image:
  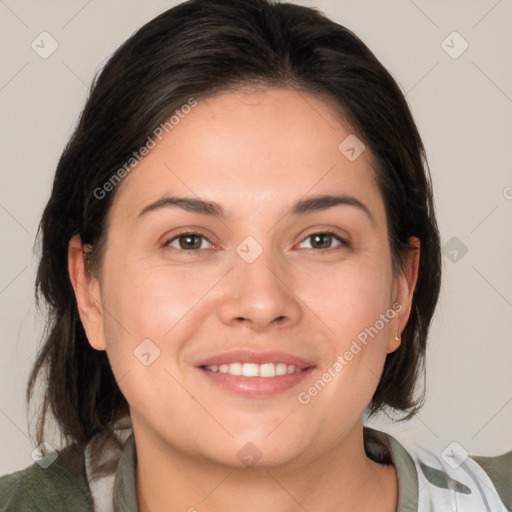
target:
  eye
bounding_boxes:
[163,232,214,253]
[298,231,348,251]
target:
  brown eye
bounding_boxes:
[164,232,211,252]
[298,231,348,251]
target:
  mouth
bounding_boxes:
[195,350,315,397]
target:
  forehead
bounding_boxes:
[108,88,385,227]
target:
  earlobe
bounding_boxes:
[386,314,402,354]
[68,234,106,351]
[387,236,421,354]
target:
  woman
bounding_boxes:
[0,0,510,510]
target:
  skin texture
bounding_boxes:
[69,87,420,512]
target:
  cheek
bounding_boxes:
[96,273,179,416]
[299,258,395,398]
[101,259,211,337]
[97,260,217,386]
[302,255,394,341]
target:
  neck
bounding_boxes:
[134,424,398,512]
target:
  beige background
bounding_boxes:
[0,0,511,475]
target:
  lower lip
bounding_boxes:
[197,367,315,397]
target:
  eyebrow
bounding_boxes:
[137,194,375,225]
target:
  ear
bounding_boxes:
[386,236,420,354]
[68,234,106,351]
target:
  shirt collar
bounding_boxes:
[363,426,419,511]
[113,431,139,512]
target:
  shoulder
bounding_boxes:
[0,444,93,511]
[365,427,512,511]
[470,449,512,511]
[409,440,512,511]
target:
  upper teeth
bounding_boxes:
[204,362,302,377]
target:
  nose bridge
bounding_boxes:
[238,244,283,296]
[218,236,301,329]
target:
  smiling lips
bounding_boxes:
[196,349,315,396]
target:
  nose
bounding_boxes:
[218,248,302,332]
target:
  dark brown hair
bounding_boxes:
[28,0,442,461]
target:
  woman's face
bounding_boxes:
[72,87,419,468]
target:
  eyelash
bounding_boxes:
[162,230,349,255]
